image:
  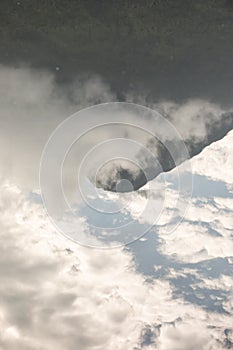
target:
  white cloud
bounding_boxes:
[157,99,225,142]
[192,129,233,184]
[0,65,116,191]
[0,182,232,349]
[0,64,233,349]
[119,129,233,264]
[157,321,223,350]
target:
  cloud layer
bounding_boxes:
[1,178,233,349]
[0,64,233,349]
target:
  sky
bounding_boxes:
[0,1,233,349]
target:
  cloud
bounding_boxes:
[157,99,225,141]
[0,181,233,349]
[157,321,222,350]
[0,182,167,349]
[0,65,116,191]
[0,64,232,196]
[192,129,233,184]
[155,132,233,264]
[119,129,233,264]
[0,64,233,349]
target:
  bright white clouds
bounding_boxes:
[192,129,233,184]
[0,65,233,349]
[156,131,233,264]
[0,168,233,348]
[0,182,175,349]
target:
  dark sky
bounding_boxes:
[0,0,233,105]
